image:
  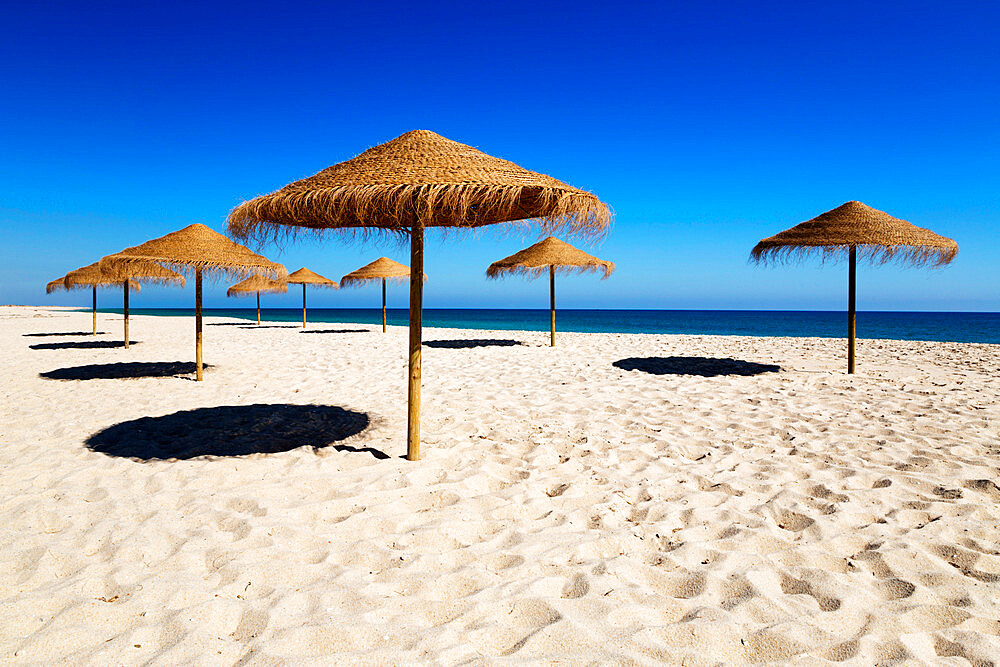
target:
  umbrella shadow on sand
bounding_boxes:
[30,340,139,350]
[424,339,524,349]
[613,356,781,377]
[86,404,377,460]
[41,361,211,381]
[239,325,300,329]
[23,331,109,337]
[300,328,372,334]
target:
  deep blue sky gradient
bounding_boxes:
[2,1,997,310]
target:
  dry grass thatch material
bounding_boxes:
[226,275,289,297]
[68,259,185,288]
[227,130,612,243]
[487,237,615,280]
[62,263,142,291]
[340,257,425,287]
[46,277,67,294]
[286,267,338,288]
[99,224,287,280]
[751,201,958,266]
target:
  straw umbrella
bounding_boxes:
[99,224,286,381]
[227,275,289,325]
[228,129,610,460]
[64,260,184,348]
[286,268,338,328]
[487,237,614,347]
[340,258,422,333]
[58,262,141,338]
[751,201,958,373]
[45,274,99,332]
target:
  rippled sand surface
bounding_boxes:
[2,306,998,664]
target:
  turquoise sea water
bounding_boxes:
[94,308,1000,344]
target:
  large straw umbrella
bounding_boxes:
[99,224,286,381]
[65,261,184,348]
[227,275,289,325]
[286,268,338,328]
[340,258,422,333]
[751,201,958,373]
[487,237,614,347]
[228,129,610,460]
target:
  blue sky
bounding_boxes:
[2,1,997,311]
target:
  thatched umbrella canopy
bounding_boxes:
[65,260,183,348]
[227,275,289,325]
[340,258,425,333]
[228,129,610,460]
[751,201,958,373]
[60,262,142,337]
[46,277,68,294]
[487,237,614,347]
[286,268,338,328]
[100,223,286,381]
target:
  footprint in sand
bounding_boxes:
[561,573,589,599]
[779,573,841,611]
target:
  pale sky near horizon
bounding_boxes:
[2,1,997,311]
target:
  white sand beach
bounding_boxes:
[1,305,998,664]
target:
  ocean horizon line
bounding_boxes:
[72,306,1000,345]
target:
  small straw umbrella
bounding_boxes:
[286,268,338,328]
[65,260,184,348]
[227,129,610,460]
[340,258,422,333]
[99,224,286,381]
[487,237,614,346]
[46,274,101,333]
[59,262,142,338]
[227,275,289,325]
[751,201,958,373]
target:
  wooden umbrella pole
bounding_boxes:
[382,277,387,332]
[847,245,857,374]
[407,222,424,461]
[123,281,129,349]
[549,265,556,347]
[302,283,307,328]
[92,285,97,335]
[195,268,204,382]
[256,291,261,325]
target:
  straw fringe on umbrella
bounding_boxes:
[228,129,611,460]
[340,258,425,333]
[751,201,958,373]
[100,224,286,381]
[227,275,289,325]
[487,237,614,346]
[286,268,338,328]
[65,260,183,348]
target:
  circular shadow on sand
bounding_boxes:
[30,340,138,350]
[424,339,524,348]
[41,361,210,381]
[23,331,109,337]
[613,356,781,377]
[300,328,371,334]
[86,404,376,460]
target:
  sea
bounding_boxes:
[95,308,1000,344]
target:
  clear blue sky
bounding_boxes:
[2,1,997,311]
